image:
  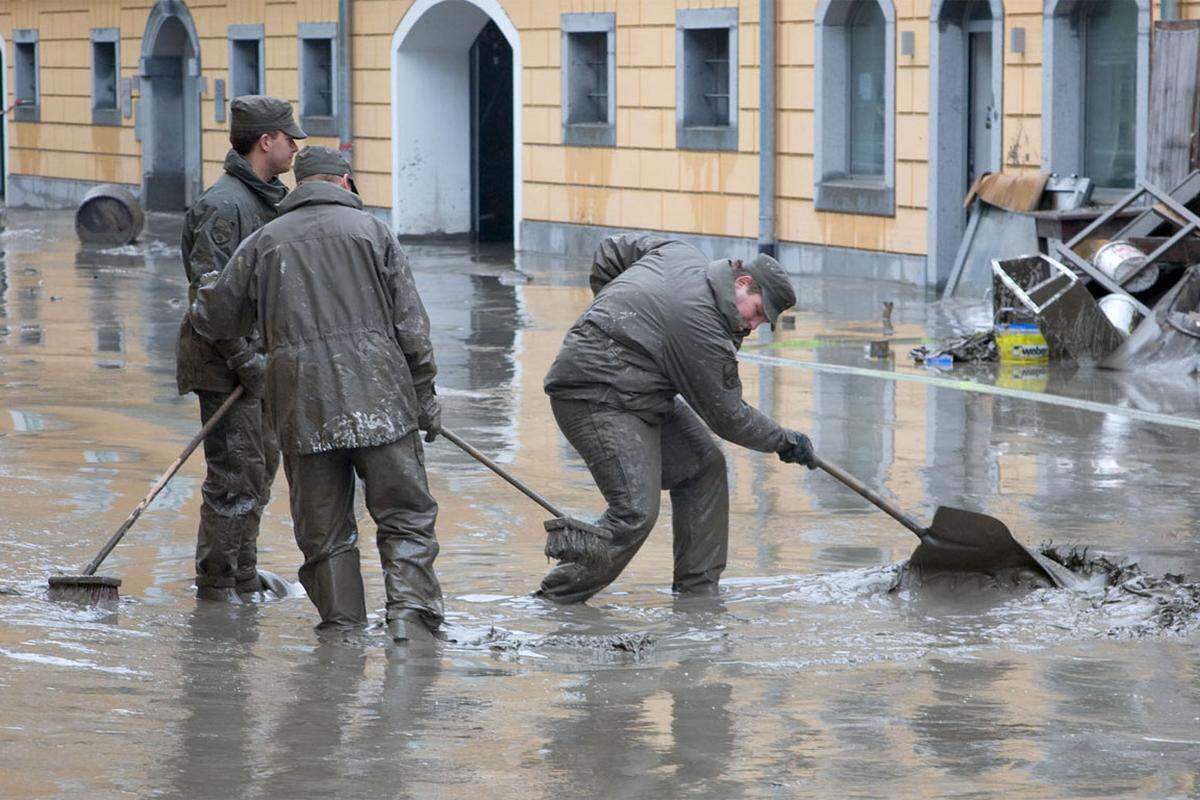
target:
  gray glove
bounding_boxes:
[226,349,267,400]
[778,429,816,469]
[418,392,442,443]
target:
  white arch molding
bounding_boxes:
[390,0,523,247]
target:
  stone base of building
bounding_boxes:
[7,174,141,209]
[519,219,928,287]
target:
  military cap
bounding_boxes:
[742,253,796,330]
[293,145,358,195]
[230,95,307,140]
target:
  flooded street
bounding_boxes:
[2,210,1199,798]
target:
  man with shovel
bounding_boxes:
[190,147,446,642]
[540,234,817,604]
[177,96,305,602]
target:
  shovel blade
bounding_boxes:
[909,506,1066,588]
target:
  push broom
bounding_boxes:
[438,427,613,568]
[48,387,246,606]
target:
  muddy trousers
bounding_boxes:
[194,390,279,590]
[281,433,444,630]
[539,398,729,604]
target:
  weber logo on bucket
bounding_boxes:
[1011,343,1048,360]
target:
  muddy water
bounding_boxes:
[1,210,1199,798]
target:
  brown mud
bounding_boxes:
[1,210,1199,798]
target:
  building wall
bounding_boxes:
[0,0,1183,286]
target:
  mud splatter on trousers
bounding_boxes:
[538,397,729,603]
[281,432,444,630]
[194,390,278,590]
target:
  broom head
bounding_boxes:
[544,517,613,569]
[48,575,121,608]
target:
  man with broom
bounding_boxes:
[190,147,445,642]
[539,234,817,604]
[177,96,306,602]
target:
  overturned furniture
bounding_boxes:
[991,254,1127,363]
[1101,265,1200,373]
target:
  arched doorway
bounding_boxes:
[927,0,1004,290]
[140,1,202,211]
[390,0,522,246]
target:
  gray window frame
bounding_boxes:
[91,28,121,127]
[228,23,266,101]
[297,22,338,137]
[561,13,616,147]
[814,0,897,217]
[675,7,739,152]
[13,29,39,123]
[1042,0,1150,201]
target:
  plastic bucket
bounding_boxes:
[995,322,1049,364]
[1093,240,1159,293]
[1097,293,1142,336]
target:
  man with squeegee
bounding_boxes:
[539,234,817,604]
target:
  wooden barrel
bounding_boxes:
[75,184,145,246]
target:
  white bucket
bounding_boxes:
[1098,293,1142,336]
[1093,240,1159,293]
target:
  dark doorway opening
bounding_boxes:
[142,13,198,212]
[469,20,513,243]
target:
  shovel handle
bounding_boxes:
[82,386,246,575]
[812,455,928,541]
[438,427,565,519]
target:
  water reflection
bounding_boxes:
[166,605,262,799]
[809,344,895,511]
[541,660,740,798]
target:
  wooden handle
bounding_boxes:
[83,386,246,575]
[812,454,927,541]
[438,427,564,518]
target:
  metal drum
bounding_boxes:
[75,183,144,246]
[1093,240,1159,293]
[1098,293,1142,336]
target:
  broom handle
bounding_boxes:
[82,386,246,575]
[438,427,565,518]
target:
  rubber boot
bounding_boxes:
[386,611,444,644]
[301,549,368,629]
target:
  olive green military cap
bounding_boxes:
[743,253,796,330]
[230,95,307,139]
[293,145,358,194]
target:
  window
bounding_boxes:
[675,8,738,151]
[562,13,616,146]
[298,22,337,137]
[1044,0,1148,195]
[13,29,39,123]
[814,0,896,216]
[1083,2,1138,189]
[228,24,265,99]
[91,28,120,126]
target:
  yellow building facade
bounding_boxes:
[0,0,1184,287]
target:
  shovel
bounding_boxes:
[812,455,1071,588]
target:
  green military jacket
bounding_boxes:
[176,149,287,394]
[544,233,787,453]
[189,182,438,457]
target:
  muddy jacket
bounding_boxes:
[190,181,438,457]
[544,233,787,452]
[176,150,288,394]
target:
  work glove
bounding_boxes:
[418,392,442,443]
[777,429,816,469]
[226,349,267,400]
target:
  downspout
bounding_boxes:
[757,0,776,256]
[1160,0,1180,21]
[338,0,353,162]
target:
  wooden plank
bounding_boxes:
[1147,22,1200,193]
